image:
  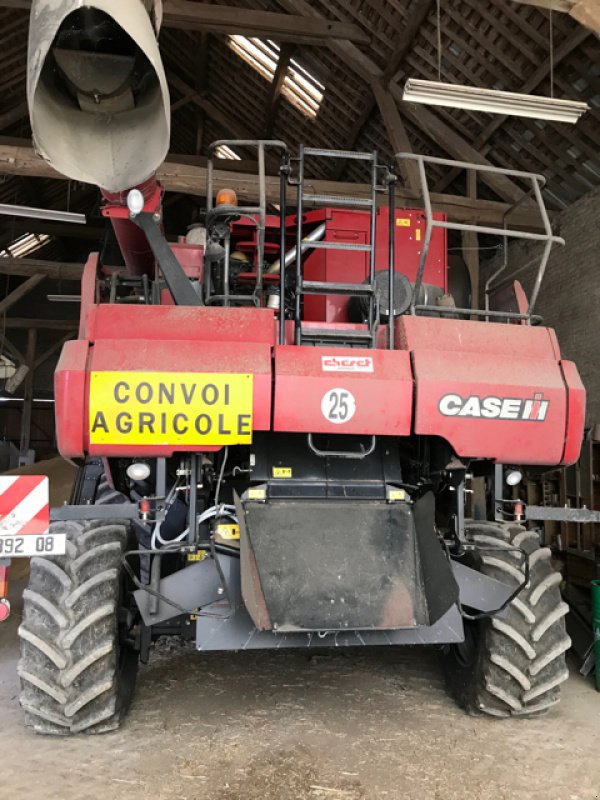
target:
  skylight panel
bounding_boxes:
[0,233,51,259]
[228,35,324,119]
[214,144,242,161]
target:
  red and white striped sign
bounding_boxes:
[0,475,50,536]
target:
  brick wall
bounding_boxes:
[484,184,600,425]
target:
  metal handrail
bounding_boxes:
[394,152,565,322]
[206,140,289,308]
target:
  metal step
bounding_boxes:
[300,281,374,296]
[302,193,373,208]
[300,327,373,345]
[302,147,375,161]
[306,240,372,252]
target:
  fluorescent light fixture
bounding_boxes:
[402,79,589,124]
[0,203,86,224]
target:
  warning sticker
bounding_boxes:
[89,372,253,446]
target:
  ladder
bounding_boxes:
[292,146,380,348]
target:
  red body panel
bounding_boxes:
[303,208,447,323]
[397,316,581,465]
[560,360,586,465]
[55,339,89,458]
[87,304,275,344]
[53,208,584,468]
[85,339,271,457]
[273,346,413,436]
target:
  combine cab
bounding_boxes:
[7,0,585,734]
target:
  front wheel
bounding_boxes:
[18,519,139,734]
[443,520,571,717]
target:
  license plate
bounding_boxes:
[0,533,66,557]
[89,371,254,447]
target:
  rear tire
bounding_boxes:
[18,508,139,734]
[443,520,570,717]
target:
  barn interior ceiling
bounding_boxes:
[0,0,596,274]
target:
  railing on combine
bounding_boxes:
[205,139,289,308]
[394,153,565,324]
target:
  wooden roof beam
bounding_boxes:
[433,26,591,193]
[371,83,420,193]
[332,0,435,180]
[0,143,547,228]
[264,44,296,138]
[2,318,77,330]
[0,1,370,44]
[168,73,281,168]
[509,0,600,36]
[276,0,529,205]
[0,100,29,132]
[0,273,45,315]
[0,257,83,281]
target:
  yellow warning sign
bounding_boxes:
[89,371,253,446]
[396,218,411,227]
[272,467,292,478]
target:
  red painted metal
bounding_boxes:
[84,338,271,458]
[398,316,569,464]
[560,360,586,466]
[101,177,162,277]
[273,345,413,435]
[169,242,204,280]
[55,340,89,458]
[87,304,275,344]
[52,205,584,469]
[78,252,99,339]
[302,207,447,323]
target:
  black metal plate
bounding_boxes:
[241,500,428,632]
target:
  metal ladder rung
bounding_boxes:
[307,241,372,252]
[302,148,375,161]
[300,327,373,344]
[301,281,374,296]
[302,194,373,208]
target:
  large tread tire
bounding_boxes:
[18,479,139,735]
[444,520,570,718]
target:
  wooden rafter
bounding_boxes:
[434,26,591,193]
[0,142,547,227]
[2,319,77,330]
[0,0,370,44]
[509,0,600,36]
[168,73,281,168]
[333,0,435,180]
[277,0,529,204]
[371,82,420,192]
[194,32,210,155]
[33,332,75,371]
[0,257,83,281]
[0,273,45,315]
[264,43,296,138]
[0,100,28,132]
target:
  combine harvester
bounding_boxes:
[1,0,585,733]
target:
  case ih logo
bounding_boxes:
[321,356,374,373]
[439,392,549,421]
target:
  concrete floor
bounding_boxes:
[1,578,599,800]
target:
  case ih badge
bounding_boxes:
[439,392,549,421]
[0,476,62,557]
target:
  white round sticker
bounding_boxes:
[321,388,356,424]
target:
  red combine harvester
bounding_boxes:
[4,1,584,734]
